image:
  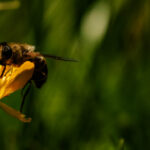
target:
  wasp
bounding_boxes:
[0,42,77,112]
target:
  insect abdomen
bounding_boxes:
[32,56,48,88]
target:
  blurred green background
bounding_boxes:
[0,0,149,149]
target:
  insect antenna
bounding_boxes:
[42,54,78,62]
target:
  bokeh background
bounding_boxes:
[0,0,149,149]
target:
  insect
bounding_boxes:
[0,42,77,113]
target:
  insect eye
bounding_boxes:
[2,45,12,59]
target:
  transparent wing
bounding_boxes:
[42,54,78,62]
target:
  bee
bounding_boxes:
[0,42,77,112]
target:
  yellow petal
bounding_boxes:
[0,101,32,123]
[0,61,35,99]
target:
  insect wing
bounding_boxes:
[43,54,78,62]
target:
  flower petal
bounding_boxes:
[0,101,32,123]
[0,61,35,99]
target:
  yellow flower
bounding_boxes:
[0,61,34,123]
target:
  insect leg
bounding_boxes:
[20,81,32,112]
[0,65,6,77]
[4,66,13,76]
